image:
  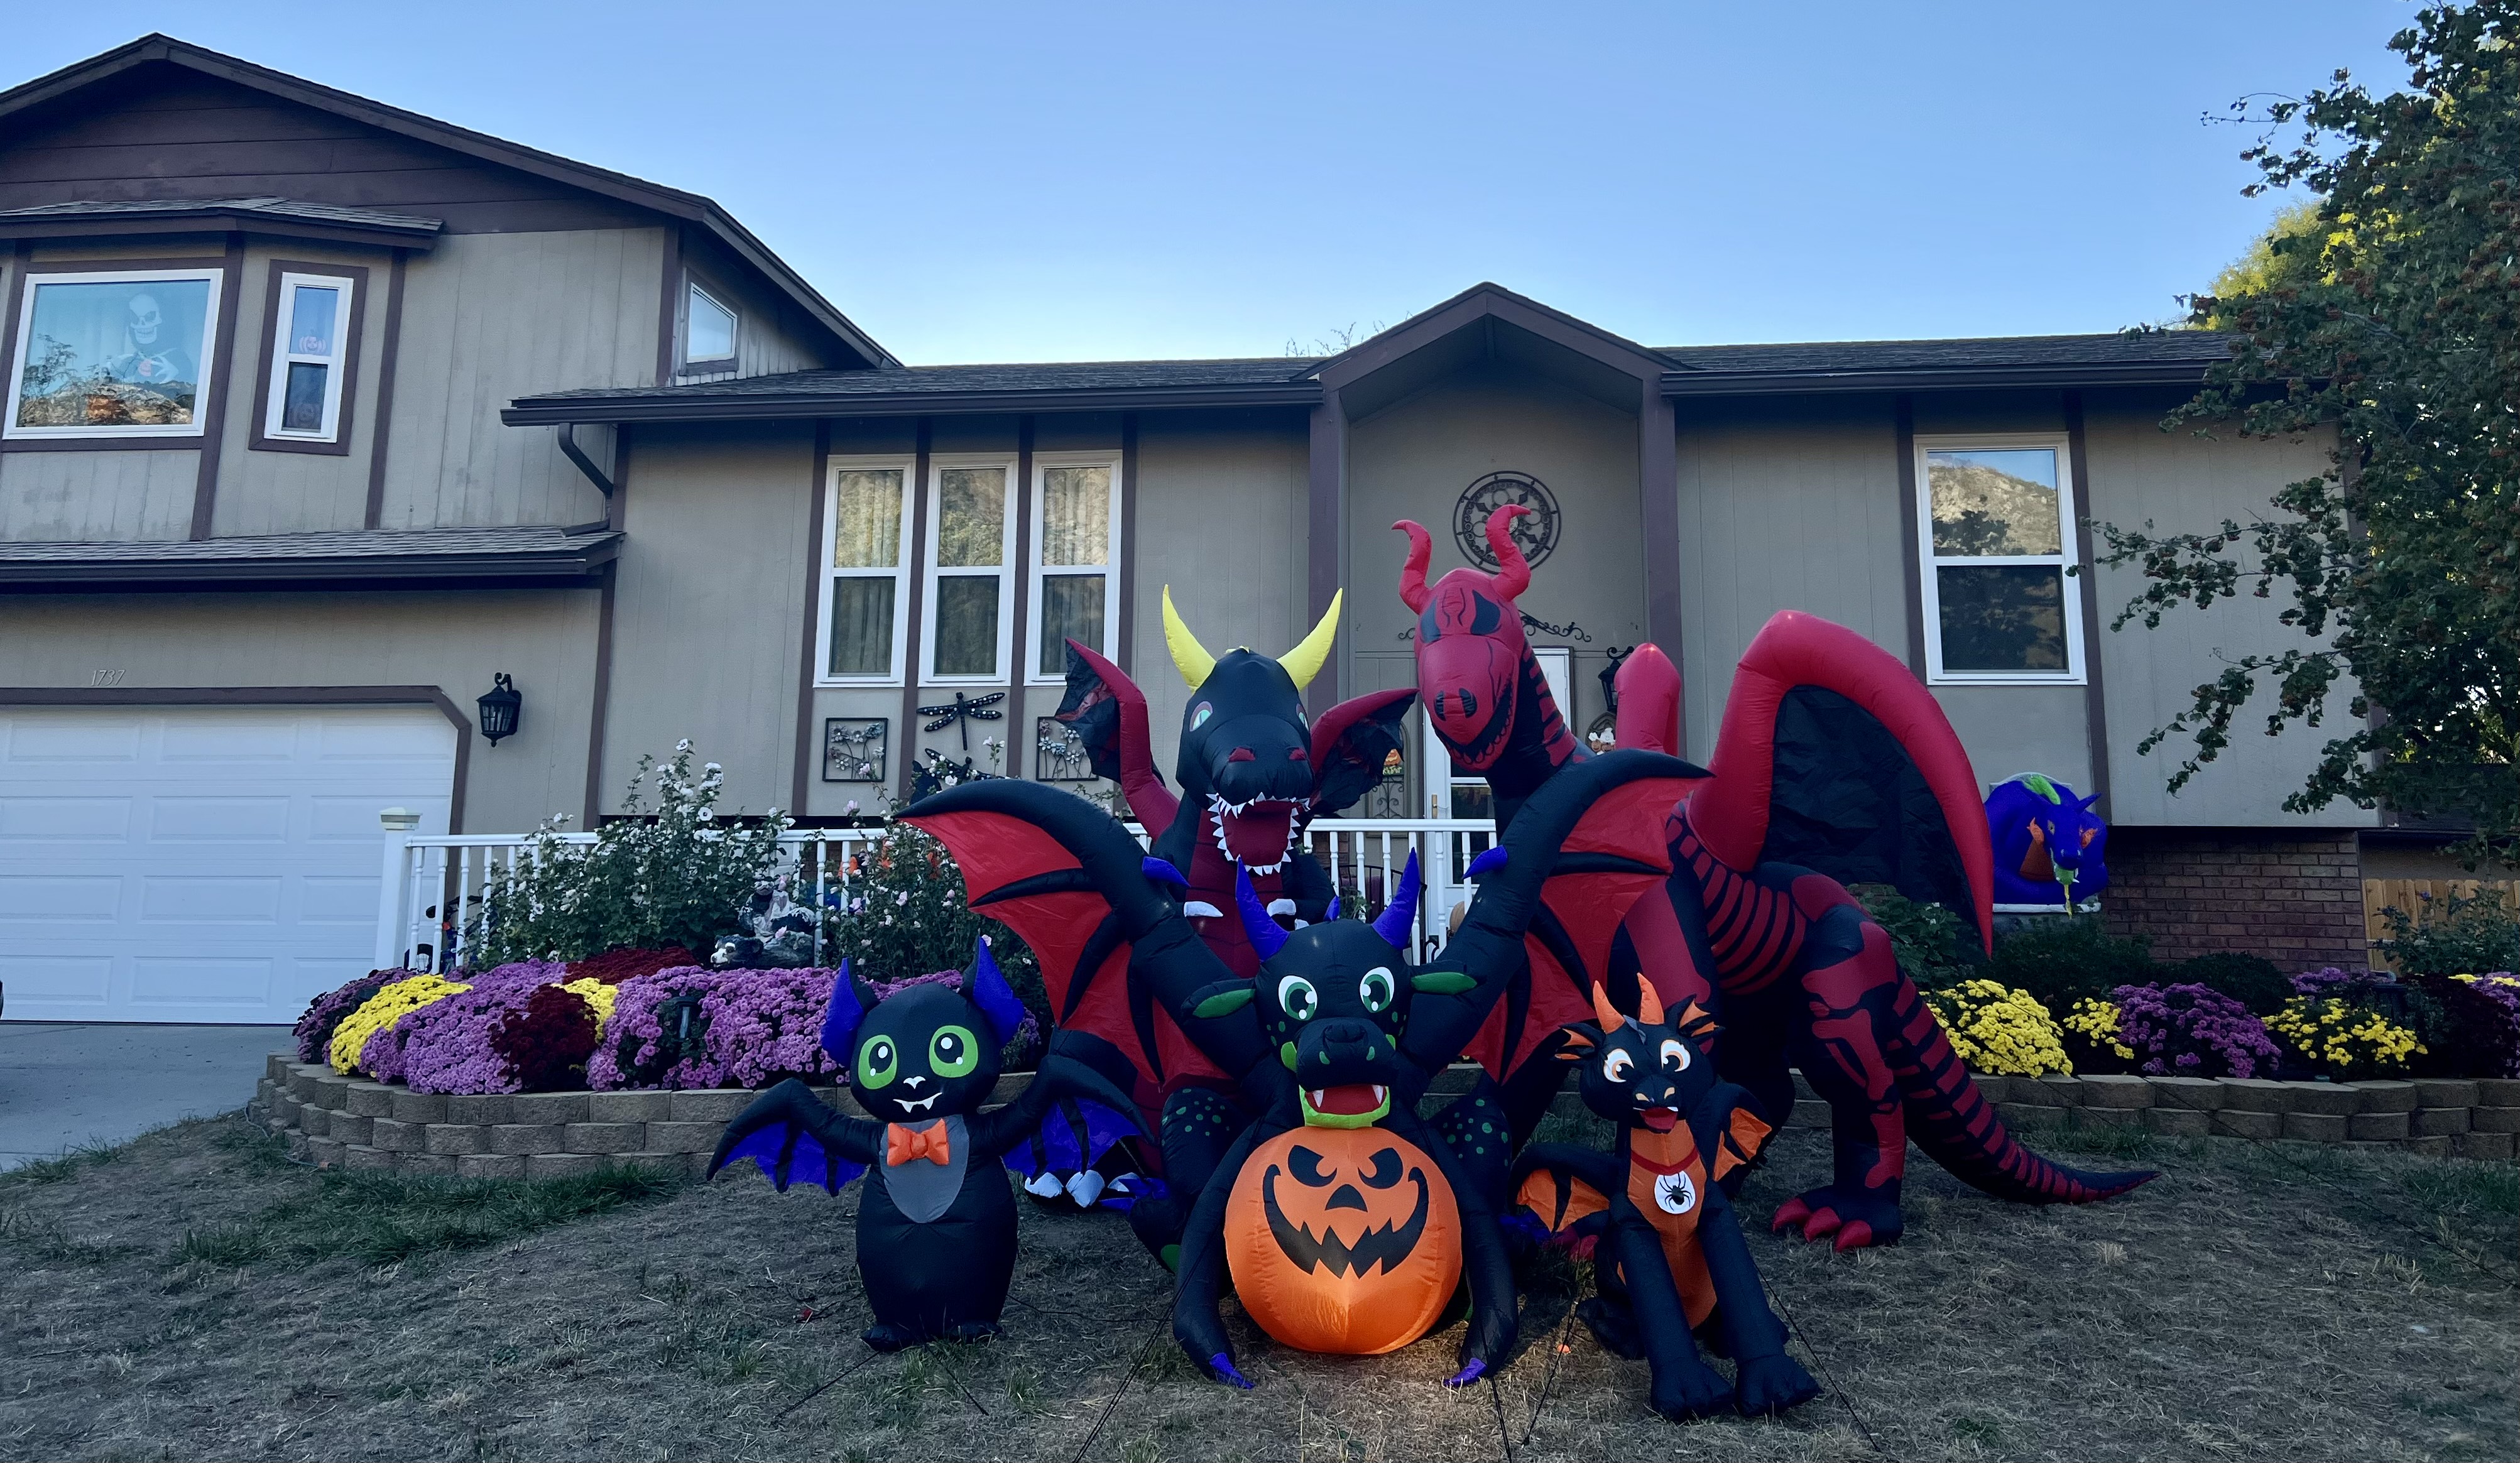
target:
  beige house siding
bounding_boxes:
[599,421,817,818]
[209,240,396,537]
[0,448,199,541]
[2080,388,2364,828]
[0,588,601,832]
[376,229,665,531]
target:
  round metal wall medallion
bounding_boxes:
[1455,472,1561,570]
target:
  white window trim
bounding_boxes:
[1913,431,2088,687]
[683,278,739,368]
[3,268,224,440]
[814,455,916,688]
[262,270,354,442]
[920,455,1020,685]
[1024,452,1126,686]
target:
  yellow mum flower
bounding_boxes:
[327,974,469,1074]
[562,977,619,1035]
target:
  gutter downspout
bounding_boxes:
[557,422,616,498]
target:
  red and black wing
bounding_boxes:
[1459,752,1706,1082]
[1687,611,1995,950]
[903,780,1202,1119]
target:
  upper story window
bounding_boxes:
[1029,457,1122,682]
[924,460,1017,682]
[1914,435,2086,685]
[263,272,354,442]
[817,459,914,685]
[684,280,737,368]
[4,268,222,438]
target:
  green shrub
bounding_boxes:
[820,821,1049,1049]
[2374,888,2520,979]
[466,743,790,968]
[1984,915,2162,1011]
[2173,952,2293,1016]
[1850,884,1974,990]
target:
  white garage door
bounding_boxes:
[0,705,456,1024]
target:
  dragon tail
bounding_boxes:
[1887,977,2155,1205]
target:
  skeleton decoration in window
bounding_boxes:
[708,939,1140,1350]
[13,276,214,429]
[822,718,889,784]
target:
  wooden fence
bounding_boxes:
[2364,878,2520,969]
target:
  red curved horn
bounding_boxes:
[1394,520,1434,612]
[1486,504,1532,602]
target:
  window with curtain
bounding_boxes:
[1034,461,1116,678]
[1915,438,2085,683]
[265,273,352,441]
[821,464,908,681]
[928,463,1011,679]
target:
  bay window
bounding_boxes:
[922,459,1017,682]
[817,459,913,683]
[1029,456,1121,681]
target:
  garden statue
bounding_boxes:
[1400,509,2155,1248]
[707,938,1138,1350]
[1985,773,2110,906]
[903,751,1702,1386]
[1509,980,1819,1421]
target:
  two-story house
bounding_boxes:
[0,36,2419,1024]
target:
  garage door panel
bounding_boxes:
[139,874,283,923]
[151,795,292,842]
[0,796,131,840]
[0,874,122,920]
[8,719,139,761]
[132,955,271,1006]
[0,955,111,1004]
[1,705,455,1023]
[300,874,381,924]
[160,716,297,762]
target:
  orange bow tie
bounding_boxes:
[885,1121,951,1168]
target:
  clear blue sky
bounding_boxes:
[11,2,2411,364]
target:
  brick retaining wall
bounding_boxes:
[2106,827,2370,968]
[253,1054,2517,1173]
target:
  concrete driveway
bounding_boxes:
[0,1022,288,1170]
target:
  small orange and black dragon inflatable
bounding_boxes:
[1509,979,1819,1422]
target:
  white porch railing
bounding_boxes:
[376,817,1500,974]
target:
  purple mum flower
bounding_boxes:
[2112,982,2283,1079]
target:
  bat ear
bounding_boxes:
[849,964,883,1016]
[1672,998,1721,1043]
[820,960,868,1063]
[1556,1024,1600,1057]
[966,935,1030,1049]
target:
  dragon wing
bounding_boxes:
[1441,752,1707,1082]
[902,779,1250,1121]
[1685,611,1995,950]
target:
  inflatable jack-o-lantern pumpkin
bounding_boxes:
[1225,1124,1462,1355]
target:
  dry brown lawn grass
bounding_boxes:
[1,1107,2511,1462]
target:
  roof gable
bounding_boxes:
[0,35,894,368]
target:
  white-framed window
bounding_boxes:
[921,457,1018,683]
[1913,433,2087,685]
[262,271,354,442]
[4,268,222,438]
[815,457,915,685]
[1026,454,1123,683]
[684,279,737,367]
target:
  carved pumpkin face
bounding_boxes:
[1225,1125,1461,1355]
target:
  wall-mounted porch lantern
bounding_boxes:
[476,672,522,745]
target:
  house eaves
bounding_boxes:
[1658,332,2239,396]
[0,526,622,590]
[0,34,897,369]
[504,359,1326,425]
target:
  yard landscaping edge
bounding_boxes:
[249,1056,2520,1175]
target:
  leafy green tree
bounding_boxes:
[2099,1,2517,861]
[2197,199,2329,327]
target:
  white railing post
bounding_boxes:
[375,807,422,972]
